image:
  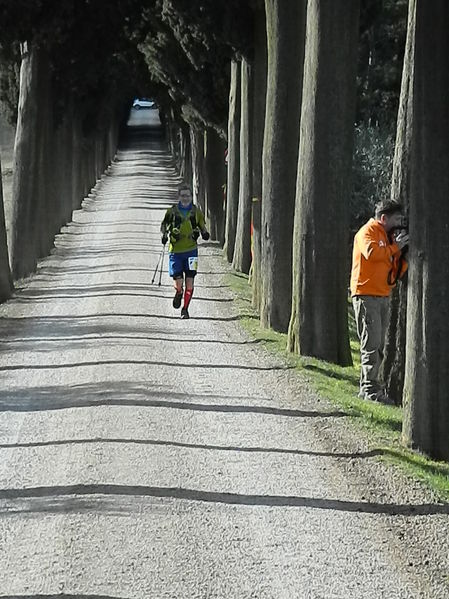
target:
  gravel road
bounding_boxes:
[0,111,448,599]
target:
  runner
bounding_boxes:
[160,182,209,319]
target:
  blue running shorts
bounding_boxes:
[168,248,199,278]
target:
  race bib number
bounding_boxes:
[188,256,198,271]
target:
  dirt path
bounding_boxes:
[0,111,448,598]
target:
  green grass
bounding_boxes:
[226,270,449,502]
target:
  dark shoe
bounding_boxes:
[180,307,190,319]
[173,291,183,309]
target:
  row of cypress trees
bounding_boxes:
[151,0,449,461]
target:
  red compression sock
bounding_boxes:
[183,288,193,309]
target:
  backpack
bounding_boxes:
[170,204,198,232]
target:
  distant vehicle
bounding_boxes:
[133,98,156,110]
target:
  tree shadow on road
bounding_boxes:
[0,357,292,374]
[12,283,233,303]
[0,435,376,459]
[0,333,274,354]
[0,483,447,517]
[0,312,251,327]
[0,381,344,418]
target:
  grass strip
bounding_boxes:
[226,270,449,502]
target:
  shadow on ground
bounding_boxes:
[0,483,447,517]
[0,381,344,418]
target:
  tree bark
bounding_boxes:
[191,127,206,211]
[57,114,74,227]
[10,42,120,280]
[204,128,226,243]
[380,0,416,404]
[251,5,268,311]
[180,125,192,184]
[10,42,44,278]
[260,0,307,332]
[71,111,83,210]
[0,152,13,302]
[402,0,449,460]
[287,0,359,365]
[232,58,253,274]
[166,109,178,164]
[224,60,241,263]
[37,53,56,259]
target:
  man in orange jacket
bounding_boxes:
[350,200,409,404]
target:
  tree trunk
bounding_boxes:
[71,111,83,210]
[380,0,416,404]
[191,127,206,211]
[166,109,178,163]
[232,58,253,274]
[10,43,43,278]
[37,54,56,259]
[380,281,407,403]
[58,114,74,227]
[0,152,13,302]
[260,0,307,332]
[224,60,241,263]
[251,5,268,311]
[204,128,226,243]
[287,0,359,365]
[402,0,449,460]
[10,42,120,279]
[180,125,192,184]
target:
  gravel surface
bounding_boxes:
[0,111,448,599]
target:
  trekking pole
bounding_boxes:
[151,248,164,284]
[158,245,166,286]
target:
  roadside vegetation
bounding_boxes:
[227,269,449,502]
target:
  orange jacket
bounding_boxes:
[350,218,407,297]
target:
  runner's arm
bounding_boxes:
[160,209,171,235]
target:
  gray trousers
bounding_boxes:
[352,295,389,397]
